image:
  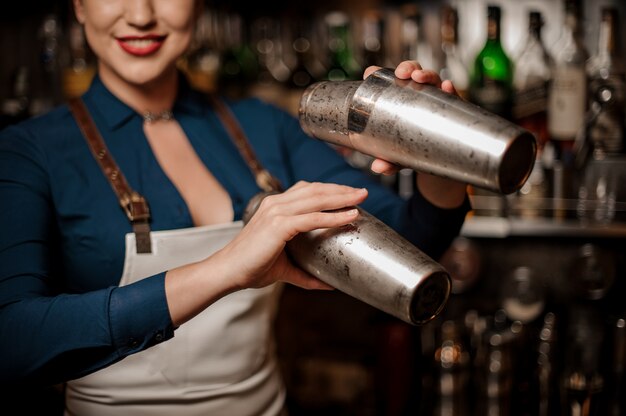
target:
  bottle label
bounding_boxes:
[470,79,512,118]
[513,79,548,120]
[548,66,586,140]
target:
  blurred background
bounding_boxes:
[1,0,625,415]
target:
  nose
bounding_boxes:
[124,0,156,29]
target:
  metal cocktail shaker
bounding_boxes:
[299,68,537,194]
[244,193,451,325]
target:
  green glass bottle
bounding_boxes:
[323,11,361,82]
[469,5,514,120]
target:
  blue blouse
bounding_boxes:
[0,75,470,386]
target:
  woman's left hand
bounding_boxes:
[362,61,467,209]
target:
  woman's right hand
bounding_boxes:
[165,181,368,326]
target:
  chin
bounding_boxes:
[114,64,177,88]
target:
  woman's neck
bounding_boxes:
[98,64,179,114]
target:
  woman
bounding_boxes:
[0,0,469,414]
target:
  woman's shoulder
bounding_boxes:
[1,103,75,143]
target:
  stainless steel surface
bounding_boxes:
[244,193,451,325]
[299,68,537,194]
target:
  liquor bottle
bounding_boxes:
[399,4,434,70]
[61,19,96,100]
[547,0,588,160]
[287,16,324,90]
[510,11,552,219]
[513,11,552,150]
[585,7,625,154]
[360,9,386,70]
[323,11,361,82]
[33,13,63,115]
[0,66,31,129]
[182,9,220,94]
[250,16,291,86]
[217,11,259,99]
[468,5,514,120]
[439,5,469,99]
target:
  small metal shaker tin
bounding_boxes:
[244,193,451,325]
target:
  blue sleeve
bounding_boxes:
[274,106,471,260]
[0,125,174,386]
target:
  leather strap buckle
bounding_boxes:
[120,192,151,222]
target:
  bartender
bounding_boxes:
[0,0,469,414]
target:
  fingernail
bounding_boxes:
[346,209,359,216]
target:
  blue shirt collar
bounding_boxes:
[83,72,208,130]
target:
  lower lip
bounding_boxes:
[116,38,165,56]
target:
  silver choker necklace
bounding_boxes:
[142,110,174,123]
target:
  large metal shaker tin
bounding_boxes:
[244,193,451,325]
[299,68,537,194]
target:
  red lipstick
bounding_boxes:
[116,34,166,56]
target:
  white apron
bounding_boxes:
[64,221,286,415]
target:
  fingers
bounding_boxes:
[370,159,399,176]
[247,182,368,242]
[441,79,459,96]
[260,182,368,216]
[363,65,382,79]
[287,208,360,239]
[410,69,442,87]
[395,60,422,79]
[286,267,335,291]
[367,61,448,92]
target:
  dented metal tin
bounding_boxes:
[244,193,451,325]
[299,68,537,194]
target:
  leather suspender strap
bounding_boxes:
[68,98,152,254]
[208,95,283,193]
[68,95,279,253]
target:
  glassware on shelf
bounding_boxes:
[561,305,605,416]
[439,237,482,295]
[606,317,626,416]
[537,312,559,416]
[568,243,615,301]
[500,266,546,324]
[585,7,625,155]
[431,320,472,416]
[576,153,618,225]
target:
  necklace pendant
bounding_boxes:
[143,110,174,123]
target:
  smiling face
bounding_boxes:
[73,0,199,90]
